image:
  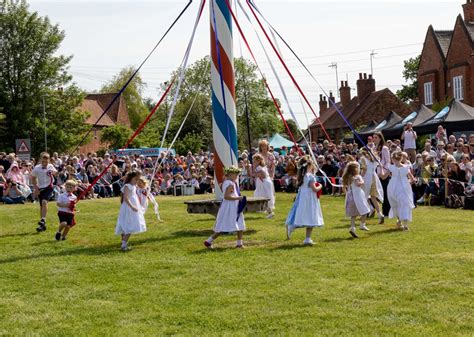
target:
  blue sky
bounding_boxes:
[29,1,462,126]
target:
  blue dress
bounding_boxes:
[286,173,324,228]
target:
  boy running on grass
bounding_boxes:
[55,180,78,241]
[31,153,57,232]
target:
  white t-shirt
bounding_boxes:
[57,192,77,213]
[31,164,57,189]
[403,130,417,150]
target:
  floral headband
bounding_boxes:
[224,166,241,174]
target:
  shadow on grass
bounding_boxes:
[164,229,258,240]
[190,216,263,223]
[366,228,401,236]
[0,232,38,239]
[0,236,164,265]
[323,236,355,243]
[271,242,313,250]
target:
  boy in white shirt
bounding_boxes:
[55,180,78,241]
[31,153,57,232]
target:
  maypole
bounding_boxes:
[210,0,238,199]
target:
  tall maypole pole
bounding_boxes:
[210,0,238,199]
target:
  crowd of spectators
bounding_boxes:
[1,125,473,207]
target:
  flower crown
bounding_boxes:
[224,166,241,174]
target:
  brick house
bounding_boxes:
[78,93,131,153]
[309,73,411,143]
[418,0,474,107]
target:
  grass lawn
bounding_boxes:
[0,193,473,336]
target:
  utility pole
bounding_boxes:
[370,50,377,76]
[329,62,339,97]
[42,95,48,153]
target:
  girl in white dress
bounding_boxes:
[253,153,275,219]
[137,177,162,222]
[343,162,371,238]
[204,166,245,249]
[360,149,385,224]
[381,151,416,231]
[285,156,324,246]
[115,171,147,251]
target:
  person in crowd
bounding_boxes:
[31,152,57,232]
[115,171,146,251]
[253,153,275,219]
[436,125,448,145]
[204,166,245,249]
[54,180,78,241]
[453,142,465,163]
[343,161,371,238]
[2,179,26,204]
[0,165,6,199]
[258,139,276,179]
[381,151,416,231]
[401,122,417,163]
[285,156,323,245]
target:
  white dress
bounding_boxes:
[214,180,245,233]
[254,166,275,210]
[286,173,324,228]
[345,175,371,217]
[387,165,415,221]
[115,184,147,235]
[137,187,161,220]
[361,157,384,202]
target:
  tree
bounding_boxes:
[152,56,282,152]
[396,55,421,104]
[283,119,299,140]
[0,0,89,155]
[174,132,203,155]
[100,66,149,129]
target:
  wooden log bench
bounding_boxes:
[184,197,269,217]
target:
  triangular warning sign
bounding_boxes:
[18,141,30,153]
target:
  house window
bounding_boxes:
[424,82,433,105]
[453,76,463,100]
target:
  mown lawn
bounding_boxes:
[0,193,472,336]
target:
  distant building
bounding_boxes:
[78,93,130,153]
[309,73,410,143]
[418,0,474,107]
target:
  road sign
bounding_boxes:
[15,138,31,161]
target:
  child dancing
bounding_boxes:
[285,156,324,246]
[343,162,371,238]
[137,177,162,222]
[253,154,275,219]
[55,180,78,241]
[204,166,245,249]
[360,149,385,224]
[382,151,416,230]
[115,171,147,251]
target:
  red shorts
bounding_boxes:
[58,211,76,227]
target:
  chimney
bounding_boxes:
[319,94,328,114]
[339,80,351,107]
[356,73,376,102]
[328,91,336,105]
[464,0,474,22]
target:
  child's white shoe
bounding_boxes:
[359,224,370,231]
[303,238,314,246]
[266,212,274,219]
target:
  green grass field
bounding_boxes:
[0,193,473,336]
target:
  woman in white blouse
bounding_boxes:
[373,132,391,217]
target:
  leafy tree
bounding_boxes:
[152,56,282,152]
[396,55,421,104]
[0,0,88,155]
[283,119,299,140]
[100,66,149,129]
[174,132,203,155]
[100,124,133,150]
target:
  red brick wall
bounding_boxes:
[418,27,446,105]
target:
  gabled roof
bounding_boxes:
[433,30,453,57]
[359,120,378,133]
[420,99,474,126]
[78,93,131,128]
[412,105,437,126]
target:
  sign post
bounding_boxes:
[15,138,31,161]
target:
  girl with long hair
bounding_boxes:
[373,132,391,216]
[253,153,275,218]
[359,148,384,224]
[343,162,371,238]
[115,170,146,251]
[285,156,324,246]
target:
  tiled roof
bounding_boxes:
[78,93,131,128]
[465,23,474,42]
[434,30,453,57]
